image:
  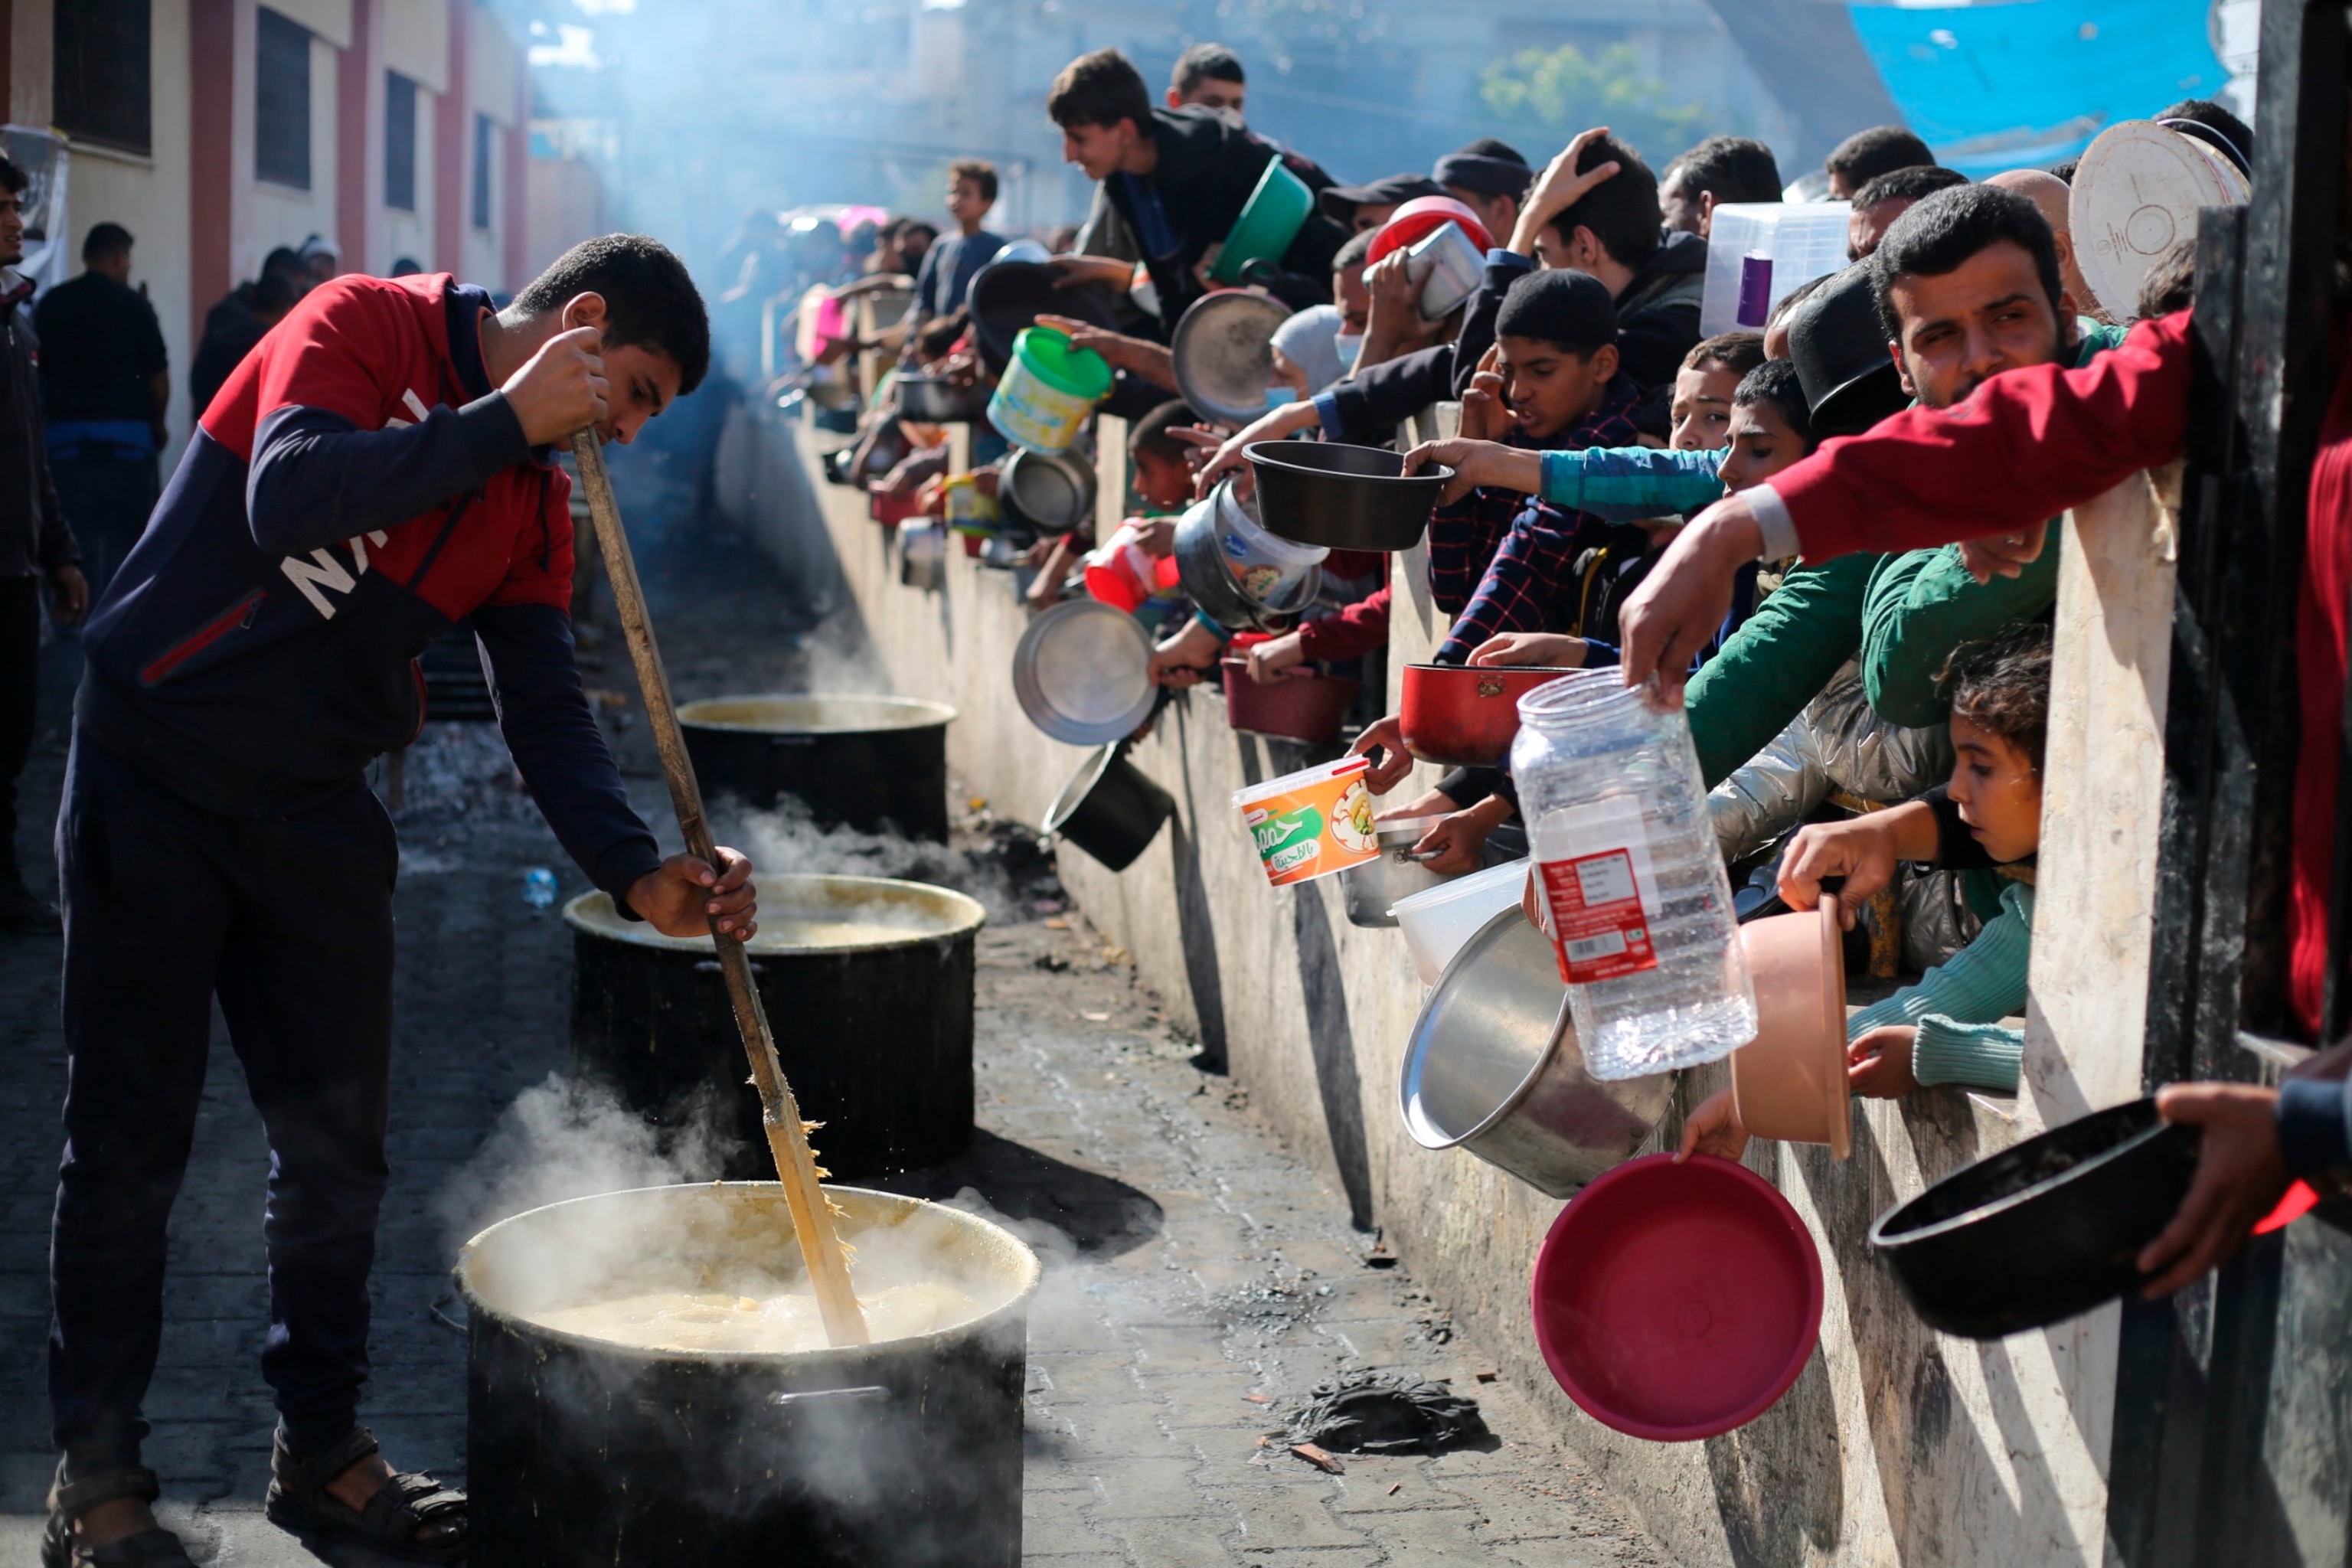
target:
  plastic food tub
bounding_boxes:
[1391,858,1533,985]
[1232,756,1380,888]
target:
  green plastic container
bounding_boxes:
[1210,159,1315,284]
[987,327,1114,454]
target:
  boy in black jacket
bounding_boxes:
[1048,48,1346,337]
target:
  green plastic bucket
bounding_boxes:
[987,327,1112,454]
[1210,159,1314,284]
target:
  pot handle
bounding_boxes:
[771,1384,892,1406]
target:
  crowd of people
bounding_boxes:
[802,38,2334,1298]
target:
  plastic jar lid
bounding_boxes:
[1011,326,1113,401]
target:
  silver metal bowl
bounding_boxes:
[1003,447,1096,532]
[1399,905,1677,1197]
[1341,815,1456,929]
[1011,597,1157,745]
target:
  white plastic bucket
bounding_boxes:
[1392,858,1534,985]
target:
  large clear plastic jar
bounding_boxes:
[1511,671,1756,1080]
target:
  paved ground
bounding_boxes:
[0,446,1662,1563]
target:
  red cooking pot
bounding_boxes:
[1221,659,1360,746]
[1396,662,1579,768]
[869,485,926,528]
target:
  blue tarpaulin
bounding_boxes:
[1846,0,2230,173]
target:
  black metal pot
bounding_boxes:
[895,374,988,423]
[678,695,956,842]
[1042,743,1174,872]
[567,879,985,1179]
[1868,1097,2201,1340]
[460,1184,1039,1568]
[1245,440,1452,551]
[967,260,1122,371]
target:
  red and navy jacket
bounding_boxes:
[80,272,662,902]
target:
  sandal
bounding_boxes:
[40,1465,197,1567]
[263,1426,467,1563]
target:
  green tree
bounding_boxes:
[1478,42,1710,167]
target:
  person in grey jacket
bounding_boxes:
[0,154,86,933]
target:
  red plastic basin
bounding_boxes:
[1531,1153,1823,1442]
[1220,659,1359,746]
[1397,662,1577,768]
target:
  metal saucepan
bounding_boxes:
[1341,815,1458,929]
[1246,440,1452,551]
[897,374,990,423]
[1011,597,1158,745]
[1869,1097,2201,1340]
[898,519,947,591]
[1044,742,1176,872]
[1404,220,1485,322]
[1397,662,1581,768]
[1171,290,1294,426]
[1400,904,1677,1197]
[1002,446,1097,534]
[1174,492,1323,632]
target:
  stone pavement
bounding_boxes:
[0,477,1664,1564]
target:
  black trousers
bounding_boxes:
[49,735,398,1473]
[48,443,158,604]
[0,574,38,880]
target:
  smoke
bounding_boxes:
[714,795,1036,924]
[439,1073,734,1256]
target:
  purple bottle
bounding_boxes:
[1736,252,1774,328]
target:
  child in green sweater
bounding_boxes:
[1678,622,2051,1162]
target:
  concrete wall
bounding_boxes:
[718,399,2148,1567]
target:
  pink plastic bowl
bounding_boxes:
[1530,1153,1823,1442]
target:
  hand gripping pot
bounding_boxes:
[1233,756,1381,888]
[1514,671,1756,1081]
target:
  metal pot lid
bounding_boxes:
[561,879,986,954]
[1012,598,1157,745]
[677,694,958,733]
[2071,120,2248,322]
[1171,291,1294,426]
[1004,448,1096,531]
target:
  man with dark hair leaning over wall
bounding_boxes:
[43,234,763,1566]
[1660,135,1784,237]
[1824,123,1936,198]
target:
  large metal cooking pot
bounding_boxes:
[1171,290,1292,426]
[1397,662,1580,767]
[1042,743,1175,871]
[1011,598,1158,745]
[1174,491,1322,632]
[461,1183,1039,1567]
[968,259,1122,371]
[1001,446,1096,533]
[1246,440,1452,551]
[1869,1098,2200,1340]
[568,877,985,1179]
[1400,904,1677,1197]
[896,374,990,423]
[678,694,956,841]
[1341,815,1457,928]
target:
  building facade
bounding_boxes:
[8,0,529,459]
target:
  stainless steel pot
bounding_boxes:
[1174,489,1322,632]
[1002,447,1096,533]
[899,519,947,590]
[1399,905,1677,1197]
[1405,220,1485,322]
[1341,815,1457,929]
[1011,597,1157,744]
[1171,290,1293,426]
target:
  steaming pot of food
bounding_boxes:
[567,876,985,1179]
[678,694,956,841]
[461,1182,1039,1567]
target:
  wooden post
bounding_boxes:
[568,432,870,1347]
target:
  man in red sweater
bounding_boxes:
[1617,288,2352,1298]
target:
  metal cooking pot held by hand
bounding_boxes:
[1400,904,1677,1197]
[1002,446,1097,533]
[1171,290,1294,426]
[1044,743,1176,872]
[1012,597,1158,745]
[1174,492,1322,632]
[1341,815,1459,929]
[1246,440,1451,552]
[1397,662,1579,768]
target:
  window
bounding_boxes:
[472,114,494,230]
[255,8,312,188]
[385,72,417,211]
[56,0,152,154]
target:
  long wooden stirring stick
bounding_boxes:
[569,430,871,1348]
